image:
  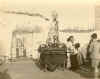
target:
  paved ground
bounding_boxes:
[1,59,99,79]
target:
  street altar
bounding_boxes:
[38,43,67,71]
[38,12,67,72]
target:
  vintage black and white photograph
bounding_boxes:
[0,0,100,79]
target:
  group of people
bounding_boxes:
[38,32,100,72]
[66,33,100,72]
[66,35,81,71]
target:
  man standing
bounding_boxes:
[89,33,100,72]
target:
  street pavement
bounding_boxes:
[1,58,98,79]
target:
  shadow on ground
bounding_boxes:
[35,59,100,79]
[0,69,12,79]
[72,64,100,79]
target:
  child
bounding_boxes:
[70,43,80,71]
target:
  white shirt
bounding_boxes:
[66,41,74,53]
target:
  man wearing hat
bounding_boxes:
[89,33,100,72]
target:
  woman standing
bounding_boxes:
[66,36,74,69]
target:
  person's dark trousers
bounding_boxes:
[87,58,93,71]
[70,54,79,71]
[86,52,92,69]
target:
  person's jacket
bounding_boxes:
[89,39,100,59]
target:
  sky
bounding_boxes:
[0,0,98,57]
[0,0,95,28]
